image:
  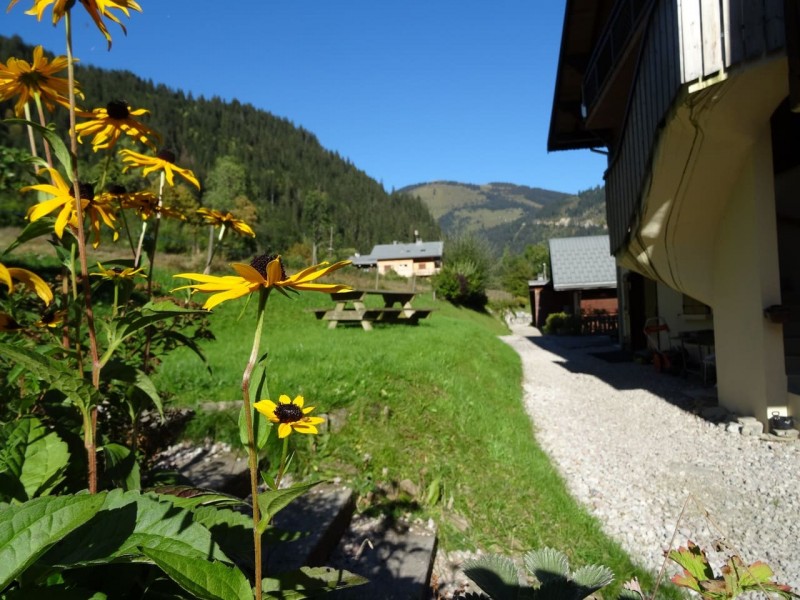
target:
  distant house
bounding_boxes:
[548,0,800,421]
[350,240,443,278]
[529,235,618,331]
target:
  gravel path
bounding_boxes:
[494,323,800,592]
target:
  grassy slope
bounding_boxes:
[153,280,676,597]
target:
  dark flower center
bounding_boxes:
[106,100,129,120]
[274,402,303,424]
[107,184,126,195]
[157,149,176,163]
[70,182,94,201]
[250,254,286,280]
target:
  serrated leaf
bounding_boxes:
[103,362,164,419]
[101,443,140,491]
[148,486,245,510]
[571,564,614,597]
[668,541,715,582]
[0,417,69,501]
[256,481,322,534]
[238,403,270,451]
[39,489,229,568]
[523,547,569,586]
[261,566,368,598]
[143,547,252,600]
[100,302,204,366]
[0,343,98,412]
[4,120,74,176]
[0,493,106,592]
[462,554,524,600]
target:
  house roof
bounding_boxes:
[350,241,443,266]
[547,0,616,151]
[548,235,617,291]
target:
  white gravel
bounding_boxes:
[496,323,800,592]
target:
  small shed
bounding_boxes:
[529,235,619,331]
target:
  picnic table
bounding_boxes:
[311,289,433,330]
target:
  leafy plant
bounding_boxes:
[542,311,579,335]
[668,541,799,600]
[462,547,614,600]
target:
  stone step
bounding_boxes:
[152,443,438,597]
[325,514,438,600]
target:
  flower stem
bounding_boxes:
[66,11,102,494]
[242,288,270,599]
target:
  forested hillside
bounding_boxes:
[0,35,439,256]
[402,181,607,253]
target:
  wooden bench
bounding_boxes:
[310,290,433,330]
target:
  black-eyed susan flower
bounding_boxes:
[120,149,200,190]
[173,254,351,310]
[0,262,53,305]
[75,100,161,151]
[254,394,325,438]
[34,308,67,328]
[7,0,143,49]
[197,207,256,238]
[91,262,144,281]
[0,45,77,116]
[82,188,119,248]
[23,167,76,239]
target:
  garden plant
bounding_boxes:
[0,2,364,598]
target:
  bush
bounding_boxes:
[433,234,492,310]
[543,311,580,335]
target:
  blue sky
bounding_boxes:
[1,1,607,195]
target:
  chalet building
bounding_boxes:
[549,0,800,421]
[529,235,619,333]
[350,240,443,278]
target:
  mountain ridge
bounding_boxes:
[400,181,607,253]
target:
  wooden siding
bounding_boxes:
[606,0,785,253]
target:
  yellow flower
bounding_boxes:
[34,309,67,328]
[23,170,118,247]
[91,262,145,281]
[173,254,351,310]
[0,45,78,117]
[82,191,119,248]
[254,394,325,439]
[197,208,256,237]
[120,149,201,189]
[0,262,53,305]
[75,100,161,151]
[23,167,75,239]
[7,0,143,49]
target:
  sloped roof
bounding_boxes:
[548,235,617,291]
[351,241,443,265]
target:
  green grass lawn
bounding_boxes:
[152,282,678,598]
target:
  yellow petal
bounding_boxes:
[278,394,292,405]
[8,268,53,305]
[278,423,292,438]
[293,395,305,408]
[254,400,279,423]
[230,263,266,284]
[203,285,254,310]
[0,264,12,292]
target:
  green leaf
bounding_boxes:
[143,547,252,600]
[100,301,204,367]
[148,486,245,510]
[1,584,108,599]
[462,554,524,600]
[238,403,270,451]
[0,417,70,502]
[261,566,368,598]
[3,119,74,176]
[0,493,106,592]
[523,547,569,586]
[571,564,614,597]
[1,218,57,257]
[668,542,715,582]
[101,444,141,491]
[256,481,322,534]
[39,489,229,568]
[0,344,98,413]
[102,361,164,419]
